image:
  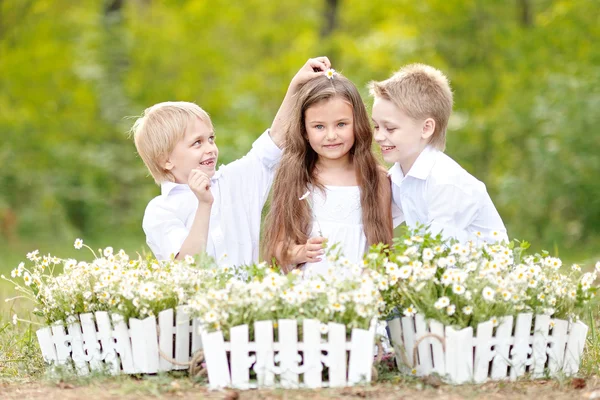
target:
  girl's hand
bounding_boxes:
[292,236,327,264]
[290,57,332,89]
[188,169,214,205]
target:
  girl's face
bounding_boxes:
[304,97,355,164]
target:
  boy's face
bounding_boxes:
[304,97,355,165]
[371,97,432,166]
[165,117,218,183]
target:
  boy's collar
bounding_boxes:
[160,170,222,196]
[390,145,439,184]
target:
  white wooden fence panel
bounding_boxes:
[510,313,533,380]
[563,321,588,376]
[254,320,275,387]
[230,324,251,389]
[532,314,550,378]
[490,316,513,380]
[429,320,446,376]
[95,311,119,374]
[473,320,494,383]
[302,319,322,388]
[67,322,89,375]
[157,308,174,371]
[445,326,473,384]
[327,322,347,387]
[414,314,433,375]
[36,326,58,365]
[79,313,102,372]
[547,319,568,375]
[348,323,374,384]
[174,306,190,370]
[200,327,231,389]
[112,314,135,373]
[50,322,70,366]
[278,319,299,388]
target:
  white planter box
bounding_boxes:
[387,313,588,384]
[200,319,377,389]
[36,306,201,375]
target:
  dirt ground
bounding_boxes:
[2,377,600,400]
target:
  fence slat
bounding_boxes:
[348,324,374,385]
[445,326,473,384]
[414,314,433,375]
[473,320,494,383]
[491,316,513,380]
[302,319,322,388]
[50,322,70,366]
[191,317,203,354]
[548,319,569,376]
[278,319,299,388]
[429,320,446,376]
[112,314,135,373]
[254,320,275,387]
[327,322,347,387]
[510,313,533,380]
[230,324,251,389]
[563,321,588,376]
[79,313,103,372]
[174,306,191,370]
[67,322,89,375]
[36,327,58,365]
[532,314,550,378]
[201,327,231,389]
[401,316,416,374]
[387,318,408,373]
[95,311,119,374]
[158,308,175,371]
[130,316,160,374]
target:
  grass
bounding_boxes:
[1,236,600,398]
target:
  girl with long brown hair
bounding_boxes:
[263,70,394,276]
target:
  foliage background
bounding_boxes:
[0,0,599,270]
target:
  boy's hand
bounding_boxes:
[292,236,327,264]
[290,57,332,90]
[188,169,213,205]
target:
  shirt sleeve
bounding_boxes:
[218,129,283,205]
[426,183,480,242]
[142,200,189,261]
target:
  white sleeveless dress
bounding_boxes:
[301,185,366,278]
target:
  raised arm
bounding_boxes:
[269,57,332,147]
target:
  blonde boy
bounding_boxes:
[132,57,332,264]
[370,64,508,243]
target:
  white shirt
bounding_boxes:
[142,130,282,266]
[390,146,508,243]
[302,186,366,278]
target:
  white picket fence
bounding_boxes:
[36,306,201,375]
[36,308,376,389]
[200,318,376,389]
[387,313,588,384]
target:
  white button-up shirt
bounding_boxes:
[142,130,282,265]
[390,146,508,243]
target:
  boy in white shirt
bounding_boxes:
[369,64,508,243]
[131,57,332,264]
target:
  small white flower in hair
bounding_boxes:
[325,68,337,79]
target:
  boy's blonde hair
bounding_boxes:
[369,63,453,151]
[131,101,212,184]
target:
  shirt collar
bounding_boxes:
[160,170,222,196]
[406,145,439,180]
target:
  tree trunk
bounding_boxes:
[321,0,339,38]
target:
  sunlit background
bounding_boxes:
[1,0,599,289]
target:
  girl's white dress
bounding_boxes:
[302,185,366,278]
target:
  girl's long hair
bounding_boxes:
[262,74,393,271]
